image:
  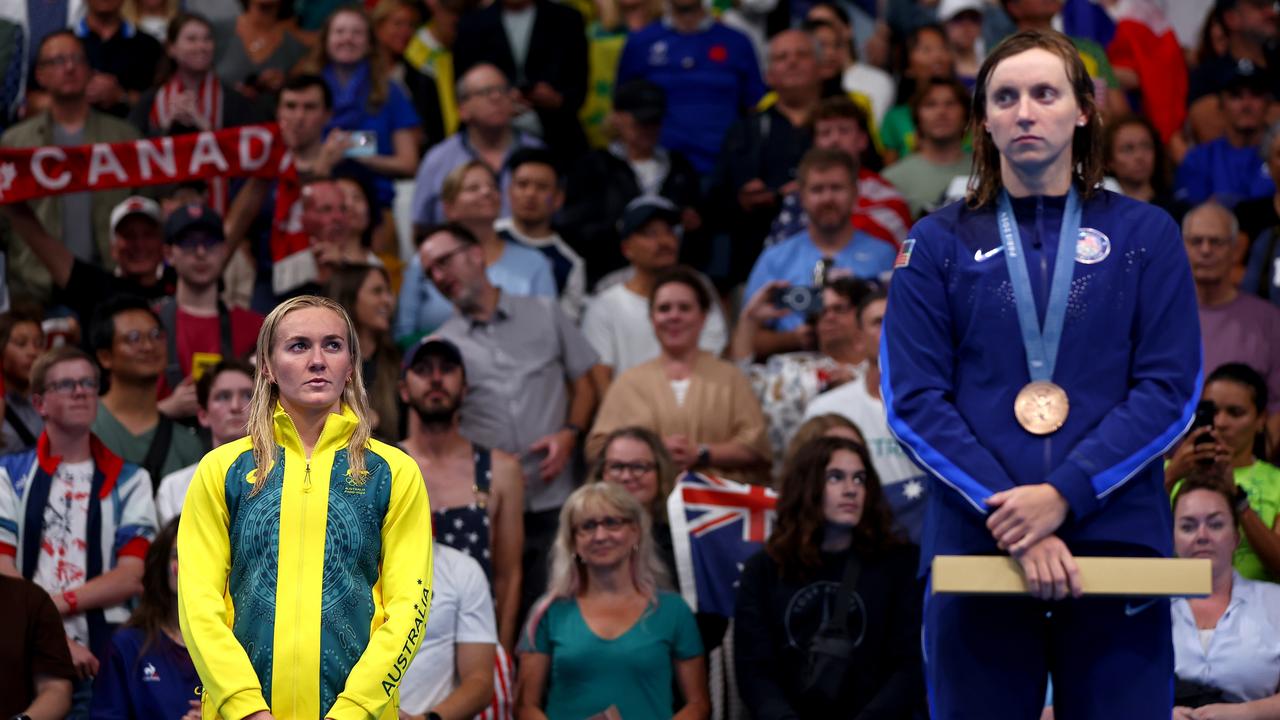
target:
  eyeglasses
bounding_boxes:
[574,515,633,536]
[119,327,166,347]
[37,53,86,70]
[825,469,867,486]
[173,232,224,252]
[43,377,99,394]
[604,461,656,478]
[462,84,510,101]
[1185,235,1232,249]
[423,245,468,278]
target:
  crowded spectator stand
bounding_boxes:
[1,1,1280,719]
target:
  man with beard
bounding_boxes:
[744,147,896,358]
[399,335,524,652]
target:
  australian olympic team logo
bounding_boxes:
[1075,227,1110,264]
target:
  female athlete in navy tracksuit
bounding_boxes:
[882,30,1202,720]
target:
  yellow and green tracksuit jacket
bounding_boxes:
[177,403,433,719]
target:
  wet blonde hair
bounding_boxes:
[247,295,373,495]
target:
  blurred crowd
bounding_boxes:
[0,0,1279,718]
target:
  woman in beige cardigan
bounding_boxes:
[587,267,772,485]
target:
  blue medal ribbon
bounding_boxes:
[996,187,1081,384]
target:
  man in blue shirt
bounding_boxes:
[409,63,543,228]
[1176,59,1276,208]
[743,147,894,358]
[616,0,765,175]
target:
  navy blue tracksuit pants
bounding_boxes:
[924,580,1173,720]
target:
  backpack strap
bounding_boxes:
[141,416,174,492]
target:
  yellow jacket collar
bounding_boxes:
[272,402,359,458]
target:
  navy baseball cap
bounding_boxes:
[164,203,225,245]
[613,80,667,125]
[1223,58,1274,94]
[402,335,464,375]
[617,195,681,239]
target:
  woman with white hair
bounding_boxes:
[515,482,710,720]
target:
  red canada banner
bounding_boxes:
[0,124,289,204]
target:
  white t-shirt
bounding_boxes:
[631,158,664,196]
[581,281,728,374]
[804,377,923,489]
[670,378,691,406]
[842,62,895,126]
[32,459,94,643]
[495,218,588,323]
[398,545,498,715]
[501,5,536,76]
[156,463,198,527]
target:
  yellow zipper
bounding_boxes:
[292,460,311,713]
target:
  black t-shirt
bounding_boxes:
[0,575,76,716]
[76,22,164,117]
[54,258,176,326]
[733,543,924,719]
[1235,194,1280,244]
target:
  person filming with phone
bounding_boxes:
[1167,362,1280,582]
[729,276,872,469]
[743,147,897,360]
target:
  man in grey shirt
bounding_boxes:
[421,221,604,612]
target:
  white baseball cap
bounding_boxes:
[939,0,985,22]
[109,196,162,235]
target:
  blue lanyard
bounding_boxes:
[996,187,1081,383]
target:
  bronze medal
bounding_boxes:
[1014,381,1069,435]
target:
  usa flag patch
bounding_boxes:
[894,237,916,269]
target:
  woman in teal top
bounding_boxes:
[516,482,709,719]
[1166,363,1280,581]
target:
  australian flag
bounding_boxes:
[667,471,778,617]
